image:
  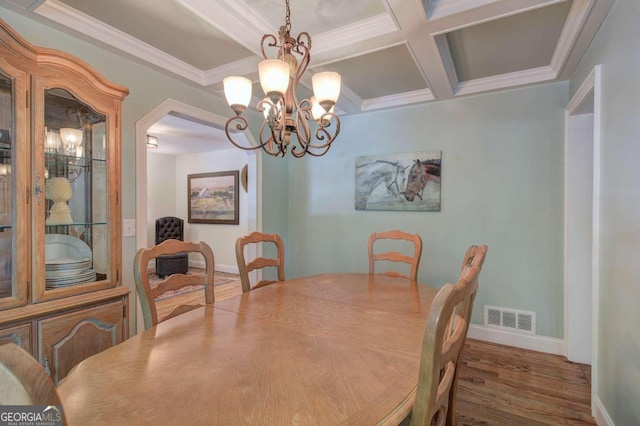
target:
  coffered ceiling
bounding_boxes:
[3,0,613,117]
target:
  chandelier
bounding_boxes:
[223,0,341,158]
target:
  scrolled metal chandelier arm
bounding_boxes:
[292,112,340,158]
[225,114,284,156]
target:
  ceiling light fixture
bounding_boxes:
[146,135,158,150]
[223,0,341,158]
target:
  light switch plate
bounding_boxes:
[123,219,136,237]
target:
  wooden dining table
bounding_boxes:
[58,273,438,425]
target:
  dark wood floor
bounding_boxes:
[456,339,594,425]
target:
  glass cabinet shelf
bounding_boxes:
[45,155,106,167]
[45,221,107,228]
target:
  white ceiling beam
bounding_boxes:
[385,0,455,99]
[313,14,398,56]
[426,0,516,20]
[176,0,268,57]
[311,31,406,69]
[201,13,404,99]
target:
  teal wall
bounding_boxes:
[0,8,289,335]
[570,0,640,423]
[287,82,568,338]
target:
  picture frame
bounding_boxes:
[188,170,239,224]
[355,150,441,211]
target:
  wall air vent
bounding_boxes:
[484,305,536,335]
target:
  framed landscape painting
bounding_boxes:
[188,171,239,224]
[355,150,441,211]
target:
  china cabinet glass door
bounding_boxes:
[33,83,113,302]
[0,61,28,310]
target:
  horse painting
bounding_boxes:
[404,159,441,202]
[355,151,441,211]
[355,160,408,210]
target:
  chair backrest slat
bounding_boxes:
[134,239,215,330]
[235,232,285,293]
[368,230,422,281]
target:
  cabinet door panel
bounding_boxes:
[0,58,29,311]
[32,80,117,303]
[0,323,32,353]
[38,300,124,384]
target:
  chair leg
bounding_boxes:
[446,377,459,426]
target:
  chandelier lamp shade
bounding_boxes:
[223,0,341,158]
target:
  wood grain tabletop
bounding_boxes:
[58,273,437,425]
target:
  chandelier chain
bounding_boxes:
[284,0,291,33]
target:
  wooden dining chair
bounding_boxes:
[235,231,285,293]
[446,244,487,426]
[134,239,215,330]
[0,343,65,413]
[459,244,488,273]
[368,230,423,281]
[408,265,480,426]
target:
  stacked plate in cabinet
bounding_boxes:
[45,234,96,289]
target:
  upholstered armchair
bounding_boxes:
[155,216,189,278]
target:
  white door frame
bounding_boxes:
[134,98,262,331]
[564,65,601,412]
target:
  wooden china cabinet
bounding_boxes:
[0,19,129,384]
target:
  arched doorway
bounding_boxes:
[134,98,262,332]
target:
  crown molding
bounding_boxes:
[558,0,614,80]
[18,0,611,116]
[222,0,274,34]
[313,14,398,55]
[35,0,206,85]
[361,88,435,112]
[566,65,596,114]
[455,66,557,97]
[203,56,259,86]
[425,0,565,34]
[176,0,265,57]
[550,0,594,74]
[333,83,364,115]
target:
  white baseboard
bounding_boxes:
[216,264,239,274]
[594,396,614,426]
[467,324,565,355]
[189,260,238,274]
